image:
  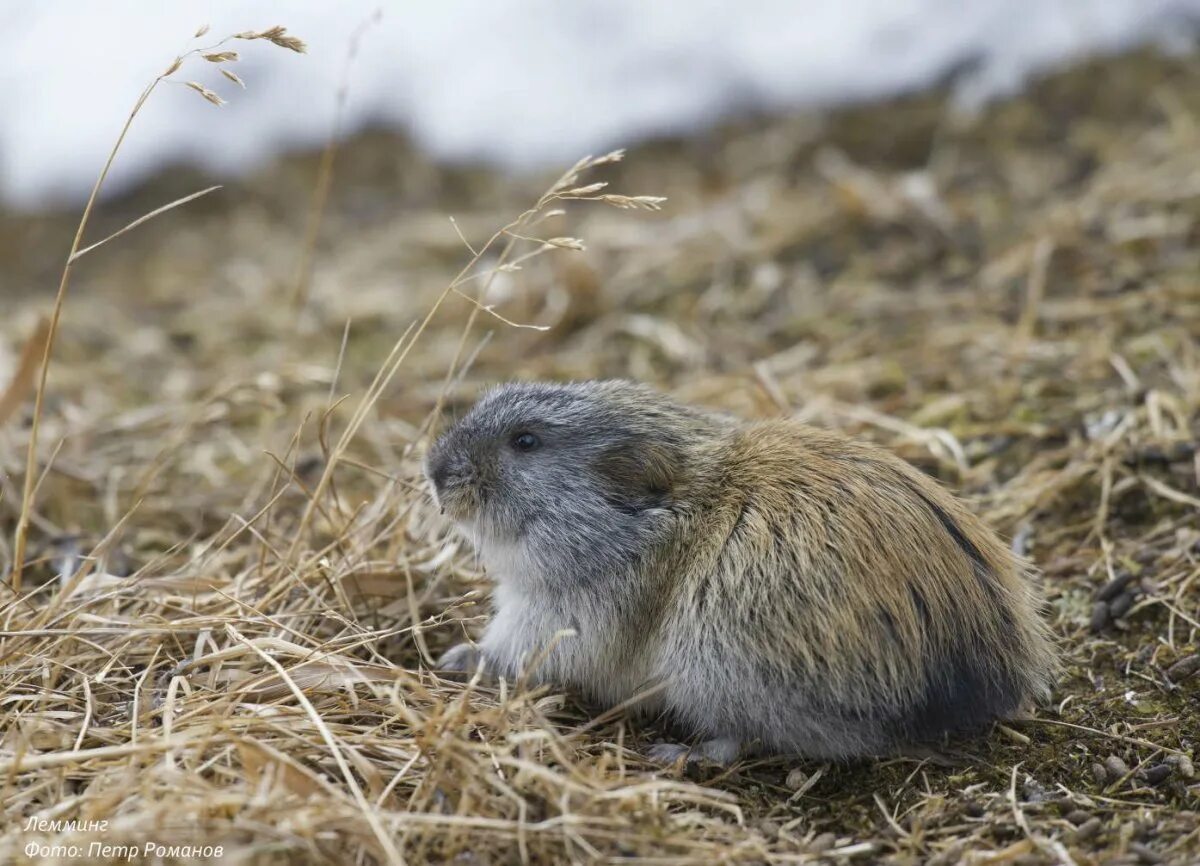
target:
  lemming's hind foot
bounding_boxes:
[647,737,742,766]
[435,642,485,675]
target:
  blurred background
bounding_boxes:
[1,0,1198,209]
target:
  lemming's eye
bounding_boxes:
[510,432,541,452]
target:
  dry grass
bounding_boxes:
[1,38,1198,866]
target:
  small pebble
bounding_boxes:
[1096,572,1135,602]
[1104,755,1129,780]
[808,832,836,853]
[1090,601,1110,632]
[928,843,966,866]
[1130,842,1162,864]
[1164,753,1194,778]
[1109,592,1136,620]
[1065,809,1092,825]
[295,453,325,478]
[1092,763,1109,785]
[1022,776,1050,802]
[785,767,809,790]
[1135,546,1159,564]
[1073,817,1102,841]
[1138,764,1171,785]
[1165,654,1200,683]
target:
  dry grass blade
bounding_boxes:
[68,185,222,263]
[291,10,381,310]
[0,317,50,427]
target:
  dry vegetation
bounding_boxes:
[0,35,1198,865]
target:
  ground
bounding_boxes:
[1,48,1198,865]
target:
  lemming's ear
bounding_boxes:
[592,439,682,514]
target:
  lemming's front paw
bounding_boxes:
[646,742,692,765]
[435,642,485,674]
[646,737,742,767]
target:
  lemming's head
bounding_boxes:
[424,380,719,577]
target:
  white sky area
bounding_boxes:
[0,0,1197,209]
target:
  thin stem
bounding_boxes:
[9,76,165,591]
[290,11,378,311]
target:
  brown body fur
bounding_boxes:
[427,381,1058,761]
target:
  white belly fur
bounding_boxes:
[480,576,657,710]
